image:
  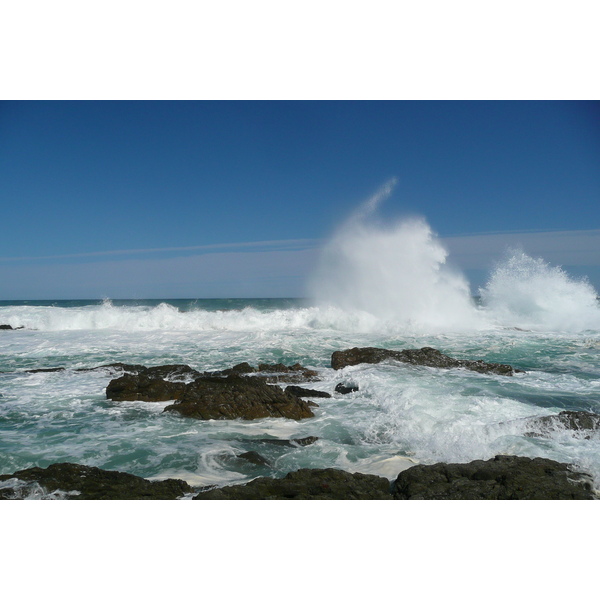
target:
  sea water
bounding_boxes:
[2,191,599,496]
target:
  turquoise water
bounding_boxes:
[1,297,600,494]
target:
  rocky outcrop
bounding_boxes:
[105,361,319,420]
[392,455,595,499]
[331,346,522,376]
[0,463,193,500]
[0,324,24,330]
[163,375,315,420]
[525,411,600,439]
[193,468,392,500]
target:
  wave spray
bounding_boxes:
[308,180,483,331]
[479,248,600,331]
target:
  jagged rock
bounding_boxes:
[392,455,595,500]
[193,468,392,499]
[106,373,187,402]
[163,375,314,420]
[0,463,193,500]
[335,383,359,394]
[285,385,331,399]
[237,451,271,466]
[331,346,521,376]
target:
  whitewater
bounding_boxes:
[2,190,599,496]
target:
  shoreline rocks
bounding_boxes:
[0,463,193,500]
[392,455,595,500]
[1,455,595,499]
[194,468,393,500]
[331,346,522,376]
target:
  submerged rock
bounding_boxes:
[193,468,392,500]
[331,346,522,376]
[257,436,320,447]
[392,455,595,500]
[163,375,315,420]
[237,451,271,467]
[525,410,600,439]
[0,463,193,500]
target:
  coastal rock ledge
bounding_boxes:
[0,463,193,500]
[392,455,596,500]
[331,346,522,376]
[0,456,595,499]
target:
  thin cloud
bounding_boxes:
[0,238,320,262]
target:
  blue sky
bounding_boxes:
[1,100,599,299]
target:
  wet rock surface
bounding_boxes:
[392,455,595,500]
[193,468,393,500]
[331,346,522,376]
[163,375,315,420]
[0,463,193,500]
[0,324,24,330]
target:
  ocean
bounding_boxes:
[2,282,600,497]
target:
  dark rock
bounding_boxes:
[285,385,331,399]
[335,382,359,394]
[0,463,193,500]
[238,451,271,466]
[392,455,595,500]
[193,468,392,499]
[0,324,24,330]
[27,367,66,374]
[106,373,187,402]
[163,375,315,420]
[525,411,600,439]
[331,346,521,376]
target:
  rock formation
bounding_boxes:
[392,454,595,499]
[331,346,522,376]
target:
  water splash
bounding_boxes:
[479,248,600,331]
[307,181,484,331]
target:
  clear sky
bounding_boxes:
[1,100,599,299]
